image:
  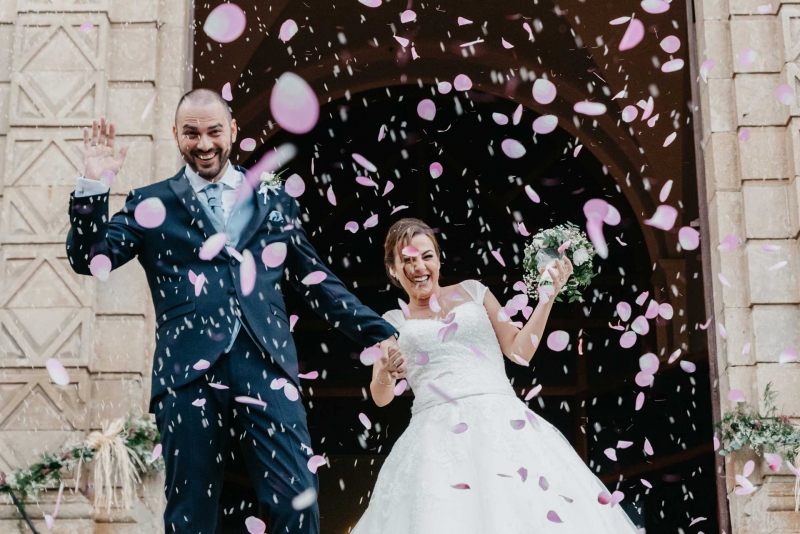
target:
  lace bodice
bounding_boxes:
[384,280,516,414]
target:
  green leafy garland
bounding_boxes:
[716,383,800,463]
[0,417,162,523]
[522,222,598,303]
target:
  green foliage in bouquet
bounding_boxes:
[715,383,800,463]
[522,222,598,303]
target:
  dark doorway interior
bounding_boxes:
[210,84,717,533]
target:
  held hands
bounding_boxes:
[377,337,407,383]
[539,257,574,295]
[83,117,129,181]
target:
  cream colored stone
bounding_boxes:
[698,20,734,79]
[723,307,756,365]
[746,239,800,303]
[739,127,791,179]
[88,376,145,427]
[153,84,183,141]
[109,25,158,82]
[697,0,731,19]
[156,27,190,89]
[0,83,9,135]
[112,136,154,192]
[735,74,791,126]
[17,0,109,11]
[109,0,158,23]
[743,182,793,237]
[91,315,146,373]
[730,0,770,14]
[731,17,783,73]
[790,175,800,235]
[709,78,739,132]
[752,304,800,361]
[107,83,155,136]
[95,260,148,315]
[158,0,190,28]
[0,0,15,23]
[782,62,800,116]
[756,364,800,415]
[0,25,12,82]
[706,132,741,192]
[727,364,759,409]
[781,6,800,63]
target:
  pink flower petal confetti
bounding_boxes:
[762,243,781,252]
[611,490,625,507]
[525,410,541,430]
[510,419,526,430]
[454,74,473,91]
[518,222,531,236]
[632,315,650,335]
[644,438,654,455]
[547,331,570,352]
[661,60,684,73]
[79,21,94,33]
[680,360,697,373]
[513,104,523,125]
[285,174,305,197]
[618,440,634,449]
[610,16,631,25]
[765,453,783,471]
[193,359,211,371]
[739,48,757,67]
[284,383,299,401]
[533,115,559,134]
[622,105,639,122]
[400,9,416,22]
[245,516,267,534]
[718,322,727,339]
[301,271,327,286]
[134,197,166,229]
[658,303,674,320]
[616,302,632,321]
[620,331,637,348]
[776,84,795,105]
[604,448,618,461]
[533,79,557,105]
[780,348,798,363]
[645,299,660,319]
[240,138,257,152]
[360,346,381,366]
[240,250,256,296]
[352,153,377,172]
[221,82,233,101]
[393,35,410,47]
[356,176,378,188]
[209,383,229,390]
[358,413,371,429]
[458,17,473,25]
[619,18,645,51]
[358,0,382,6]
[204,4,247,44]
[700,59,715,82]
[491,250,506,267]
[438,322,458,342]
[501,139,527,159]
[524,185,541,203]
[645,204,678,231]
[270,72,319,134]
[307,455,327,474]
[502,38,514,49]
[394,379,408,396]
[660,35,681,53]
[89,254,112,281]
[735,474,756,495]
[517,467,528,482]
[635,372,654,387]
[525,384,543,401]
[279,19,298,42]
[192,398,206,407]
[363,214,379,228]
[635,392,645,410]
[546,510,563,523]
[344,221,359,233]
[451,483,470,490]
[415,351,430,365]
[642,0,670,12]
[298,370,318,379]
[758,3,773,13]
[639,352,660,374]
[574,101,607,116]
[199,233,228,260]
[598,490,612,504]
[326,186,337,206]
[679,227,700,250]
[235,396,266,408]
[437,81,452,94]
[46,358,70,386]
[523,21,534,40]
[769,261,788,271]
[728,389,746,403]
[492,113,509,125]
[739,128,751,141]
[262,242,287,269]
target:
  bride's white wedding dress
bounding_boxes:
[351,280,642,534]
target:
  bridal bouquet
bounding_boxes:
[522,222,597,303]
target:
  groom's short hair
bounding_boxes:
[175,88,232,124]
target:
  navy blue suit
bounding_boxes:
[66,166,397,532]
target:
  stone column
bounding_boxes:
[695,0,800,529]
[0,0,190,530]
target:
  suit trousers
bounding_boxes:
[153,327,320,533]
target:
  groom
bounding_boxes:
[66,89,403,533]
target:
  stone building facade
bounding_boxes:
[0,0,796,532]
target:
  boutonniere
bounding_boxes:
[258,169,289,205]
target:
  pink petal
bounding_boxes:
[415,351,430,365]
[279,19,298,42]
[270,378,288,390]
[645,204,679,231]
[491,250,506,267]
[492,113,509,125]
[604,448,618,461]
[611,490,625,507]
[574,101,607,116]
[680,360,697,373]
[452,422,468,434]
[779,348,798,363]
[645,300,659,319]
[501,139,526,159]
[598,491,612,505]
[134,197,167,228]
[660,35,681,53]
[632,315,650,335]
[451,483,471,489]
[307,455,326,474]
[502,38,514,49]
[393,35,410,47]
[641,478,652,488]
[344,221,359,233]
[402,246,420,257]
[429,293,442,313]
[587,218,609,259]
[619,18,645,51]
[358,413,372,429]
[203,4,247,43]
[525,410,541,430]
[659,180,674,202]
[326,186,337,206]
[351,153,377,173]
[222,82,233,101]
[79,21,94,33]
[546,510,563,523]
[641,0,670,13]
[358,0,382,6]
[240,250,256,296]
[700,59,715,83]
[635,372,654,387]
[573,145,583,157]
[510,419,526,430]
[661,60,684,73]
[620,331,637,348]
[616,302,632,321]
[394,379,408,396]
[735,475,756,494]
[663,132,678,147]
[718,322,727,339]
[610,16,631,25]
[618,440,634,449]
[209,383,229,390]
[46,358,70,386]
[400,9,416,22]
[301,271,327,285]
[298,370,318,379]
[428,162,444,179]
[458,16,472,25]
[516,467,528,482]
[453,74,473,91]
[363,214,379,229]
[356,176,378,188]
[658,303,674,320]
[644,438,654,455]
[533,115,559,134]
[769,261,788,271]
[438,322,459,342]
[437,81,452,94]
[525,384,543,401]
[89,254,112,281]
[262,242,287,269]
[739,128,751,141]
[758,3,773,13]
[270,72,319,134]
[245,516,267,534]
[728,389,745,403]
[547,331,570,352]
[193,359,211,371]
[636,291,650,306]
[524,185,541,203]
[360,347,381,365]
[762,243,780,252]
[150,444,163,463]
[765,453,783,471]
[284,174,305,197]
[240,138,257,152]
[743,460,755,477]
[718,273,731,287]
[776,84,795,105]
[635,391,645,410]
[679,227,700,250]
[533,79,557,105]
[739,48,757,67]
[512,104,523,125]
[518,222,531,236]
[284,383,299,401]
[523,22,534,40]
[382,181,394,196]
[639,352,660,374]
[192,398,206,407]
[742,343,751,356]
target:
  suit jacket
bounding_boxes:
[66,167,397,410]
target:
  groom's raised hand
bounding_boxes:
[83,117,129,180]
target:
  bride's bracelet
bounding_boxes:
[375,374,395,386]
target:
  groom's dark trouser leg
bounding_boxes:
[227,331,320,534]
[153,354,233,533]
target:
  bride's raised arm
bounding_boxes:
[484,258,574,364]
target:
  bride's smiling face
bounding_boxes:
[392,234,441,300]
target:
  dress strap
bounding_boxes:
[458,279,488,304]
[383,309,406,329]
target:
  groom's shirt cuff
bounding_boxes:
[75,176,110,198]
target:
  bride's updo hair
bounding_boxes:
[384,218,441,288]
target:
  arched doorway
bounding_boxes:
[190,1,720,532]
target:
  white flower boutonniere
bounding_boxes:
[258,169,288,205]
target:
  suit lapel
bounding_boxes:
[168,170,231,259]
[235,166,272,252]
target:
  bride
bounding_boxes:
[352,218,642,533]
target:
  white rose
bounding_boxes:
[572,247,589,267]
[532,236,545,248]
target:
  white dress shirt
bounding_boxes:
[75,162,244,227]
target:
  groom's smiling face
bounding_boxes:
[173,97,237,182]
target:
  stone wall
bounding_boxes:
[695,0,800,529]
[0,0,189,530]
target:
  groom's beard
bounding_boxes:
[182,144,231,180]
